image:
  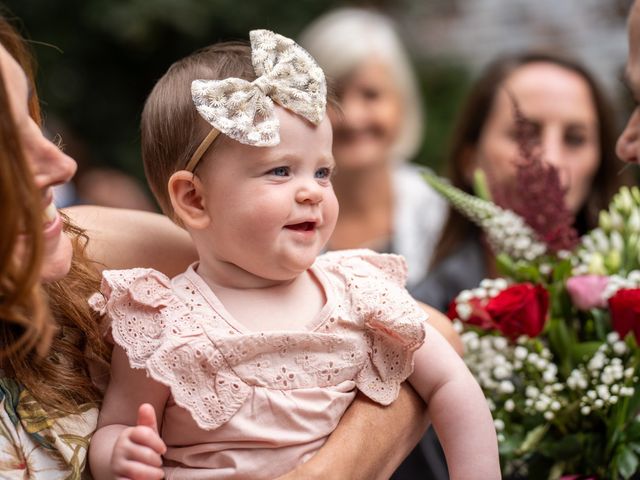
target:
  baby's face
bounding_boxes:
[196,106,338,283]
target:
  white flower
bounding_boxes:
[542,369,557,384]
[613,341,627,355]
[493,337,508,350]
[596,385,610,401]
[498,380,515,394]
[456,303,472,321]
[493,366,510,380]
[514,346,528,360]
[472,287,488,299]
[493,278,508,290]
[606,331,620,344]
[581,406,591,415]
[526,386,539,398]
[504,399,515,412]
[544,411,554,420]
[535,358,549,371]
[457,290,474,303]
[494,419,505,431]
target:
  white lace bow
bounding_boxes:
[191,29,327,147]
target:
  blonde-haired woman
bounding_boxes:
[301,9,452,479]
[300,8,448,289]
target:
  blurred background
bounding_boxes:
[2,0,634,210]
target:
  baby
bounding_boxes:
[88,30,500,480]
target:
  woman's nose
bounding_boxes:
[540,132,569,186]
[340,96,367,128]
[32,134,78,190]
[616,108,640,163]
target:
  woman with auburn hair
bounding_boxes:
[0,14,430,479]
[412,51,634,315]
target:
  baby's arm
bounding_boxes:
[419,301,463,356]
[409,322,501,479]
[90,346,170,480]
[276,301,461,480]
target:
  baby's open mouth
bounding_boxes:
[285,221,316,231]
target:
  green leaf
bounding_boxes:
[472,168,492,201]
[617,447,639,479]
[552,259,572,283]
[546,317,575,374]
[516,424,549,455]
[590,308,611,341]
[495,253,517,278]
[571,341,603,364]
[626,420,640,442]
[537,434,582,459]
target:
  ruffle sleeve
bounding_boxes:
[89,268,251,430]
[322,249,427,405]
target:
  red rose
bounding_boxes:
[608,288,640,341]
[485,284,549,339]
[446,298,494,330]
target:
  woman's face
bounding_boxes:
[328,59,404,171]
[472,62,601,214]
[0,45,77,281]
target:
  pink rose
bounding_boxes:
[566,275,608,310]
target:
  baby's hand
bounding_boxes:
[111,403,167,480]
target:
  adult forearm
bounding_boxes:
[277,385,429,480]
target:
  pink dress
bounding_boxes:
[92,249,427,479]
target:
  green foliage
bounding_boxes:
[1,0,469,195]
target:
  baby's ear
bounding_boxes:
[168,170,210,229]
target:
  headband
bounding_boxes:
[185,29,327,172]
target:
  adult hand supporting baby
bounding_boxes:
[111,404,167,480]
[274,386,430,480]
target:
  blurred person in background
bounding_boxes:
[300,9,455,480]
[412,51,633,314]
[299,8,449,290]
[0,12,432,479]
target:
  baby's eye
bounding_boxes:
[315,167,333,179]
[269,166,290,177]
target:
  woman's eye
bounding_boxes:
[565,130,587,147]
[269,166,290,177]
[315,167,332,179]
[361,87,381,101]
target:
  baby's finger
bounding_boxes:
[114,460,164,480]
[136,403,160,435]
[129,426,167,454]
[122,442,164,468]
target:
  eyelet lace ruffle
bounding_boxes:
[90,269,251,430]
[319,249,427,405]
[90,250,427,430]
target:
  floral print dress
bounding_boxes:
[0,377,97,479]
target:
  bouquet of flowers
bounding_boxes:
[421,112,640,479]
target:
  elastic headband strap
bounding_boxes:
[184,128,221,172]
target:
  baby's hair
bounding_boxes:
[141,42,257,219]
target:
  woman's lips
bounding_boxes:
[42,200,62,239]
